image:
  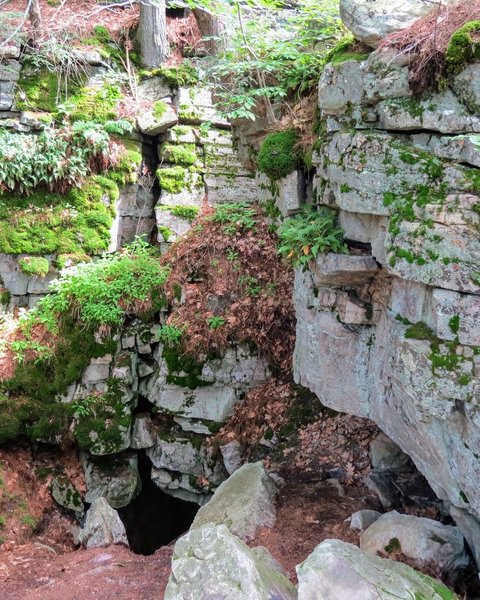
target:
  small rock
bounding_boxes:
[220,440,243,475]
[349,509,382,531]
[137,104,177,136]
[50,476,84,515]
[370,433,412,472]
[130,414,156,449]
[77,498,128,550]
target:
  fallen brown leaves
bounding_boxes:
[381,0,480,94]
[163,205,296,371]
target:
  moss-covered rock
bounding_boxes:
[18,256,50,277]
[446,21,480,75]
[257,129,303,180]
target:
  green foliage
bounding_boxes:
[445,21,480,75]
[18,241,168,335]
[384,537,401,553]
[207,315,225,329]
[158,324,185,345]
[278,206,348,266]
[158,226,172,242]
[449,315,460,335]
[209,202,257,234]
[0,124,110,195]
[209,0,344,118]
[18,257,50,277]
[162,344,207,390]
[405,322,438,342]
[0,176,116,255]
[257,130,302,180]
[158,205,199,221]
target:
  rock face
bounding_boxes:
[292,50,480,560]
[339,0,457,47]
[190,462,277,541]
[360,511,469,575]
[297,538,457,600]
[164,524,297,600]
[77,497,129,550]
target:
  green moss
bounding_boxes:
[161,143,197,166]
[109,144,142,185]
[405,322,438,342]
[0,288,11,305]
[158,205,199,221]
[139,63,199,87]
[384,537,401,553]
[0,177,117,255]
[73,380,132,455]
[446,21,480,75]
[257,129,302,180]
[324,35,369,65]
[15,69,60,113]
[158,225,172,242]
[153,100,167,119]
[62,81,122,124]
[162,344,207,390]
[449,315,460,335]
[18,256,50,277]
[156,165,188,194]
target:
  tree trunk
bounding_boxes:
[138,0,168,68]
[192,7,225,56]
[28,0,43,43]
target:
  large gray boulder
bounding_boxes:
[297,539,458,600]
[360,511,469,575]
[190,461,277,541]
[77,497,129,550]
[339,0,457,48]
[137,103,177,135]
[164,524,297,600]
[83,453,141,509]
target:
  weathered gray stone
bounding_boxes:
[190,462,277,541]
[50,476,84,515]
[164,524,296,600]
[451,506,480,569]
[130,414,156,449]
[137,104,177,135]
[173,417,211,435]
[297,538,457,600]
[340,0,457,48]
[72,49,103,65]
[349,509,382,531]
[137,77,172,102]
[147,437,205,478]
[155,207,192,242]
[151,468,211,505]
[205,173,259,204]
[360,511,469,575]
[164,124,196,144]
[0,59,21,81]
[452,64,480,115]
[83,454,141,509]
[177,86,229,127]
[312,254,380,286]
[220,440,243,475]
[370,433,412,472]
[77,498,128,550]
[431,289,480,346]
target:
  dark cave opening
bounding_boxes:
[118,452,199,555]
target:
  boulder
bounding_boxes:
[164,524,297,600]
[190,461,277,541]
[50,476,84,515]
[137,104,177,136]
[339,0,457,48]
[130,414,156,449]
[297,538,458,600]
[83,453,141,509]
[77,497,128,550]
[360,511,469,575]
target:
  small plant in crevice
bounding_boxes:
[206,316,225,330]
[278,206,348,267]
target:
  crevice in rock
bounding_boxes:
[117,451,199,555]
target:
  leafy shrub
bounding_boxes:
[15,241,169,353]
[257,130,303,180]
[158,324,185,345]
[0,124,112,195]
[209,202,257,234]
[278,206,348,266]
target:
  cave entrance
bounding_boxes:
[118,452,199,555]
